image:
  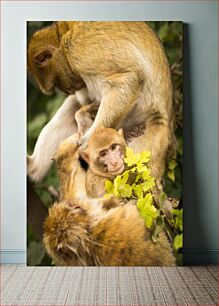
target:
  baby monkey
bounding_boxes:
[80,127,126,198]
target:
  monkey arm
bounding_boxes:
[79,73,140,146]
[27,95,80,182]
[75,101,99,135]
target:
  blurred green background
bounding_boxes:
[27,21,183,266]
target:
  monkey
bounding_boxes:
[71,103,175,217]
[27,21,175,188]
[79,127,126,198]
[43,130,176,266]
[53,128,123,207]
[44,200,176,266]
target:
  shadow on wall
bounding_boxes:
[183,24,210,265]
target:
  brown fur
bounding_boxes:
[27,21,175,187]
[44,200,175,266]
[43,129,176,266]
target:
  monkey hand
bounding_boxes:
[78,135,89,149]
[78,128,94,149]
[102,195,124,210]
[78,123,105,149]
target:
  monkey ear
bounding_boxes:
[79,150,89,164]
[33,48,53,65]
[118,128,124,137]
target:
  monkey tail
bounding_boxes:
[43,201,94,266]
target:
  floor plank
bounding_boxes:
[1,265,218,305]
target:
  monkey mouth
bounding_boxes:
[108,164,125,176]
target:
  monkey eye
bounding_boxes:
[33,50,52,66]
[111,144,117,151]
[99,151,107,158]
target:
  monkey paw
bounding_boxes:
[78,134,89,149]
[102,195,124,210]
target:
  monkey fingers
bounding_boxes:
[101,195,124,210]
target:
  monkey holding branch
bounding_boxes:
[27,21,175,189]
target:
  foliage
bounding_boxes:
[27,21,183,266]
[105,148,183,261]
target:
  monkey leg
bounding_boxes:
[92,204,175,266]
[27,95,81,182]
[128,123,174,189]
[78,73,139,148]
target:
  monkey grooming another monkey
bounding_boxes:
[43,129,176,266]
[27,21,175,188]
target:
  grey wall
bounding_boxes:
[1,1,218,264]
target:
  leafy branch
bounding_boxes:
[105,147,183,252]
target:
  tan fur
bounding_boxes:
[44,200,175,266]
[54,133,87,201]
[75,101,99,135]
[43,129,176,266]
[27,21,175,186]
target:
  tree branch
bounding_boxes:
[27,178,48,241]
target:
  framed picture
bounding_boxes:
[27,21,183,266]
[1,1,217,267]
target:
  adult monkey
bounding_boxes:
[27,21,175,188]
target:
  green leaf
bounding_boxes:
[173,233,183,251]
[137,193,153,210]
[167,169,175,182]
[144,205,158,229]
[177,138,183,156]
[139,151,151,164]
[167,158,178,182]
[121,171,129,184]
[105,180,114,194]
[158,22,169,40]
[119,184,133,198]
[159,192,167,205]
[134,174,141,183]
[137,194,158,228]
[134,184,143,199]
[114,175,132,198]
[124,147,141,166]
[151,216,165,242]
[168,159,178,170]
[141,169,151,180]
[172,208,183,231]
[136,164,148,173]
[141,177,155,192]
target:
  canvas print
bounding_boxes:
[27,21,183,266]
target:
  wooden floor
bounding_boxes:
[1,265,218,305]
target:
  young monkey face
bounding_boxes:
[80,128,126,179]
[98,143,124,175]
[98,143,125,175]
